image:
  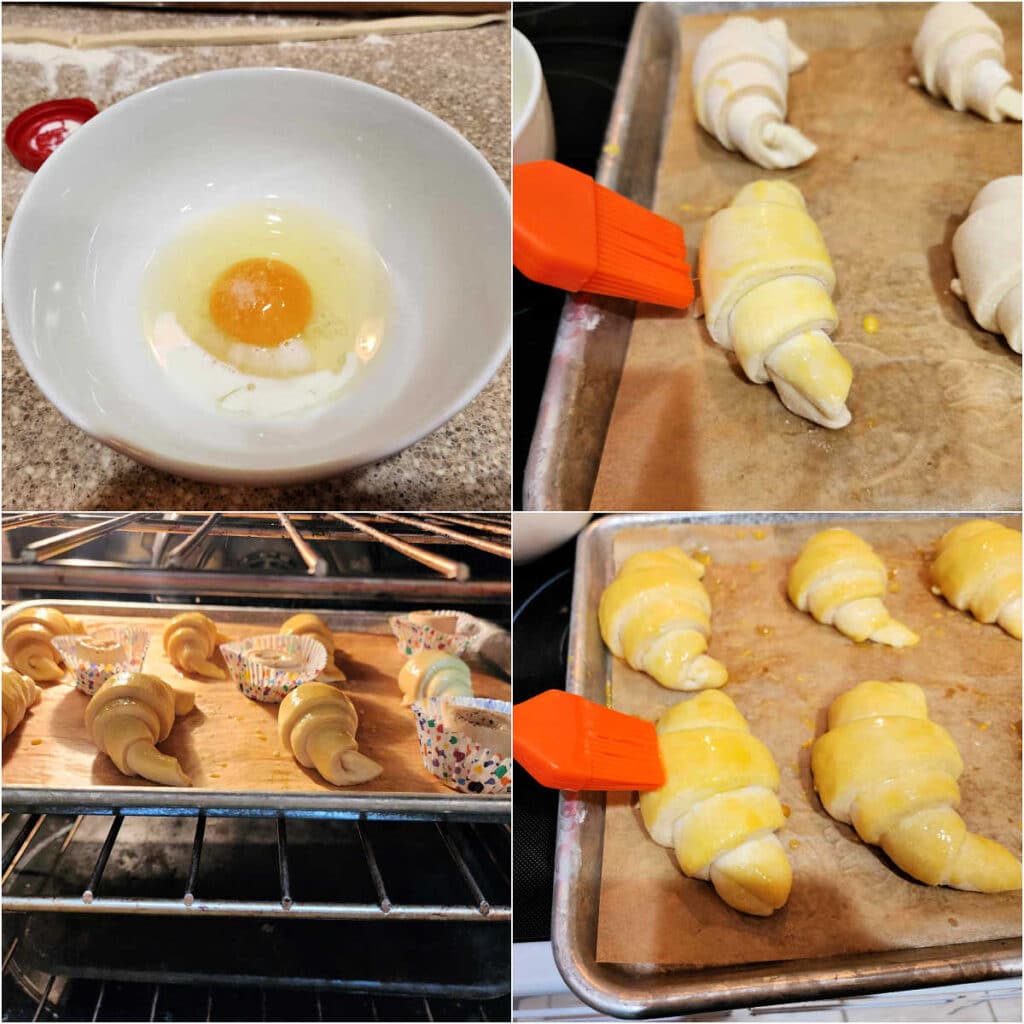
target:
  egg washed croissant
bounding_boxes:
[699,180,852,429]
[951,176,1021,354]
[640,690,792,916]
[85,672,195,787]
[931,520,1021,639]
[2,607,83,682]
[598,547,727,691]
[280,613,346,682]
[788,529,919,647]
[278,682,382,786]
[912,2,1022,122]
[813,680,1021,892]
[397,650,473,707]
[2,667,39,740]
[162,612,225,679]
[692,16,816,169]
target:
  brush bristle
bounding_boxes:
[585,184,693,308]
[582,706,663,790]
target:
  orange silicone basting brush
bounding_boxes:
[514,689,665,791]
[513,160,695,309]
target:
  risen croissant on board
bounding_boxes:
[951,176,1022,354]
[640,690,792,915]
[2,607,83,682]
[2,667,39,740]
[813,680,1021,891]
[280,613,346,682]
[397,650,474,707]
[912,2,1022,122]
[693,16,816,169]
[278,682,382,786]
[788,529,919,647]
[931,520,1022,639]
[699,180,852,429]
[85,672,194,787]
[163,612,225,679]
[598,547,727,691]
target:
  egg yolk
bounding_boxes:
[209,258,312,347]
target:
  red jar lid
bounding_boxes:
[5,98,99,171]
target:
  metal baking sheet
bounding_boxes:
[523,1,682,510]
[552,513,1021,1018]
[2,600,510,822]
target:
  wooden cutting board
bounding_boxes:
[2,612,510,797]
[595,516,1022,968]
[591,3,1022,511]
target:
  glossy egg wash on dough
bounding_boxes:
[141,201,389,417]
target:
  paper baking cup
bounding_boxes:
[52,626,151,696]
[219,634,326,703]
[411,696,512,795]
[389,609,478,658]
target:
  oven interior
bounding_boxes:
[2,513,511,1022]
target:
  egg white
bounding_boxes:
[141,200,389,418]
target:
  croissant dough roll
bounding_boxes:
[951,176,1022,354]
[693,16,816,169]
[599,547,727,691]
[640,690,792,916]
[813,680,1021,892]
[280,613,346,682]
[788,529,919,647]
[397,650,474,707]
[912,2,1022,122]
[699,180,852,429]
[85,672,194,787]
[278,682,382,786]
[2,667,39,740]
[162,612,225,679]
[931,520,1021,639]
[2,607,83,682]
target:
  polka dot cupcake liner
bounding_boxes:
[219,634,326,703]
[389,609,478,658]
[52,626,151,696]
[411,696,512,795]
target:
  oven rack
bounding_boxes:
[2,812,510,923]
[1,512,511,602]
[1,972,507,1024]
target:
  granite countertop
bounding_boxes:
[2,5,510,511]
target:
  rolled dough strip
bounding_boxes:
[3,12,507,49]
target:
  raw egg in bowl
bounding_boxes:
[3,68,510,484]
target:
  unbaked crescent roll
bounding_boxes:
[813,680,1021,891]
[397,650,474,707]
[699,180,852,428]
[278,682,382,786]
[2,607,83,681]
[931,519,1021,639]
[599,547,728,691]
[951,176,1022,354]
[2,667,39,740]
[912,2,1022,122]
[640,690,792,915]
[85,672,194,787]
[162,612,225,679]
[788,529,919,646]
[280,613,346,682]
[692,16,816,168]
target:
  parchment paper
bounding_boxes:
[596,518,1022,968]
[2,611,509,796]
[591,3,1022,512]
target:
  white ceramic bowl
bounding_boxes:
[3,68,511,485]
[512,512,592,563]
[512,28,556,165]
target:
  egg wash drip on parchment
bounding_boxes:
[141,201,390,417]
